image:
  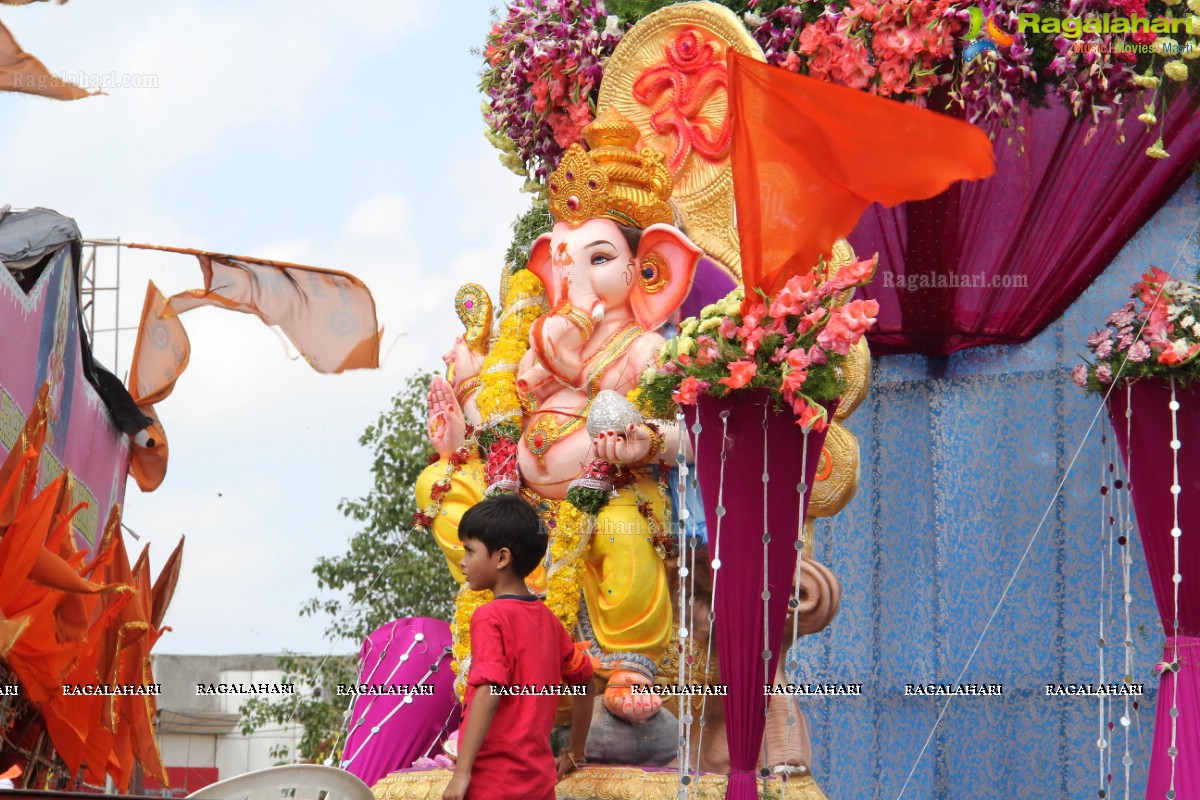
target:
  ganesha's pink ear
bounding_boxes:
[631,224,703,332]
[525,233,560,308]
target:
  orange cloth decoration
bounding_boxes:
[0,20,97,100]
[128,282,190,492]
[726,51,996,304]
[138,246,383,374]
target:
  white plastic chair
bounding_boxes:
[185,764,376,800]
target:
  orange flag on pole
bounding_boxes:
[727,51,995,303]
[128,281,189,492]
[0,19,97,100]
[130,246,382,373]
[129,281,190,407]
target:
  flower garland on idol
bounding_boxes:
[1072,265,1200,393]
[638,255,881,425]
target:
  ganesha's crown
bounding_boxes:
[547,110,674,230]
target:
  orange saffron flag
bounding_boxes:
[167,253,382,373]
[0,19,97,100]
[129,281,190,407]
[727,51,995,303]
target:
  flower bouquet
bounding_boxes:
[1072,266,1200,394]
[636,254,880,429]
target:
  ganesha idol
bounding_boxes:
[416,111,701,724]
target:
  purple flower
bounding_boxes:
[1128,340,1152,363]
[1071,364,1088,387]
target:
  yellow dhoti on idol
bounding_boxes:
[416,458,671,680]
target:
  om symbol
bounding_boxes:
[632,28,732,172]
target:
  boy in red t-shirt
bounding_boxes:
[442,495,595,800]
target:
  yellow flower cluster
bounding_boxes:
[451,583,494,701]
[545,500,591,631]
[476,269,546,428]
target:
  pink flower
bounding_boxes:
[739,325,766,355]
[1094,338,1113,359]
[832,44,876,90]
[695,346,719,366]
[1086,329,1110,348]
[877,58,911,96]
[719,359,758,390]
[791,396,828,431]
[1095,364,1114,384]
[817,299,879,354]
[531,79,550,115]
[743,299,767,330]
[782,51,801,73]
[808,345,829,365]
[1070,364,1088,387]
[781,364,808,396]
[672,375,709,405]
[786,348,811,369]
[1127,340,1152,363]
[771,273,819,318]
[719,317,738,339]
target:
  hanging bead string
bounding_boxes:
[779,428,812,798]
[419,701,461,761]
[325,626,399,765]
[1118,387,1136,800]
[340,635,451,769]
[759,399,773,785]
[691,408,731,797]
[676,409,698,790]
[687,416,701,776]
[1098,433,1112,796]
[1099,431,1118,796]
[1165,377,1182,799]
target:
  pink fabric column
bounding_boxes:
[340,617,460,787]
[1107,380,1200,798]
[690,391,829,800]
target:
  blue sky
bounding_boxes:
[0,0,527,656]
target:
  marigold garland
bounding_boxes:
[545,500,593,632]
[451,582,494,700]
[476,268,545,432]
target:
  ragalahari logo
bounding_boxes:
[962,7,1017,61]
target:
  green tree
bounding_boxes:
[240,371,457,763]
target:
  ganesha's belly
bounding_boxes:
[517,412,596,500]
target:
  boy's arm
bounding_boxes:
[556,678,597,781]
[442,685,500,800]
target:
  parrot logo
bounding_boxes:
[962,7,1016,62]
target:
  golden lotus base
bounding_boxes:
[371,765,828,800]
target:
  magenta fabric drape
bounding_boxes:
[340,617,460,787]
[1108,380,1200,797]
[852,91,1200,356]
[690,392,829,799]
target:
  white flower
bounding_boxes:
[604,15,621,37]
[1182,314,1196,328]
[1190,0,1200,13]
[744,11,766,27]
[1174,339,1190,356]
[1193,322,1200,337]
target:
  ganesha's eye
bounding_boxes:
[591,253,614,266]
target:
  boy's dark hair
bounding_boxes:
[458,494,547,578]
